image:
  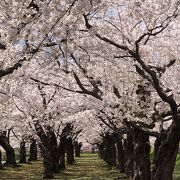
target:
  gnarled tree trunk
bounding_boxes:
[34,123,54,179]
[0,132,16,167]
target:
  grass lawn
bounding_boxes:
[0,153,121,180]
[173,154,180,180]
[0,153,180,179]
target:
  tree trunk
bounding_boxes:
[58,124,73,171]
[58,135,66,170]
[19,140,27,163]
[28,139,37,161]
[42,147,54,179]
[152,123,179,180]
[66,138,75,164]
[0,133,16,167]
[124,132,134,179]
[0,150,3,169]
[34,123,54,179]
[74,141,82,157]
[51,146,59,173]
[59,144,66,170]
[115,136,125,173]
[5,146,16,166]
[133,130,150,180]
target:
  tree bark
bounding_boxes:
[34,123,54,179]
[19,140,27,163]
[133,130,150,180]
[58,124,73,171]
[28,138,37,161]
[42,147,54,179]
[66,137,75,164]
[47,129,59,173]
[115,136,125,173]
[0,132,16,167]
[124,132,134,179]
[58,144,66,170]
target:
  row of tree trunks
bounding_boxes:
[98,133,118,167]
[34,122,78,179]
[98,124,180,180]
[98,129,152,180]
[0,137,38,169]
[0,128,75,173]
[19,138,38,164]
[152,122,180,180]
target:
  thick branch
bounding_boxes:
[73,72,102,100]
[0,58,25,78]
[125,120,159,137]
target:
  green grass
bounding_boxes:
[0,153,121,180]
[0,153,180,179]
[173,154,180,180]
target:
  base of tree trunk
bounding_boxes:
[42,174,54,179]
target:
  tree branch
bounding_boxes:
[0,58,26,78]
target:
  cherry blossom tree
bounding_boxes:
[0,1,180,180]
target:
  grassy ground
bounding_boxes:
[0,153,180,179]
[173,154,180,180]
[0,153,121,180]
